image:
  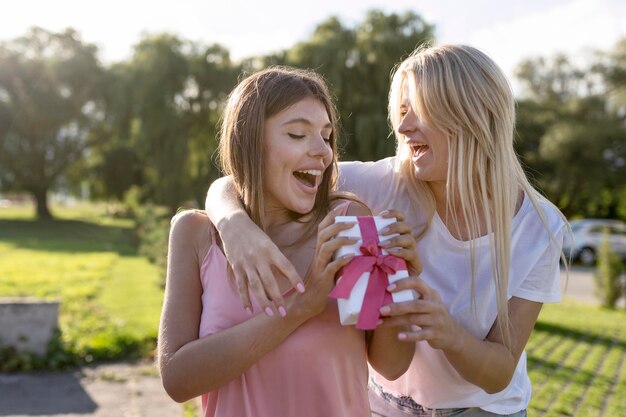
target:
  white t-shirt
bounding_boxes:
[338,157,565,414]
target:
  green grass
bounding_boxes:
[528,302,626,416]
[0,203,166,369]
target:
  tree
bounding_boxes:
[285,10,434,161]
[0,27,103,218]
[514,44,626,219]
[86,36,239,212]
[183,43,239,205]
[86,61,143,201]
[127,34,191,212]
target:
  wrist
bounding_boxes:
[215,210,248,239]
[285,293,319,323]
[446,322,468,355]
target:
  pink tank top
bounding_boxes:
[199,202,370,417]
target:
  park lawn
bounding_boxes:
[527,302,626,417]
[0,204,166,366]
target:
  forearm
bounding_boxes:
[367,325,414,381]
[161,309,309,402]
[442,324,517,393]
[205,176,248,233]
[445,297,542,393]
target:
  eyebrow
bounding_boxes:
[282,118,332,129]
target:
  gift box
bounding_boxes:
[329,215,418,330]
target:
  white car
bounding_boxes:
[563,219,626,265]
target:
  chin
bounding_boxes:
[289,200,316,215]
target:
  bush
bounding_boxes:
[133,204,171,287]
[594,230,625,309]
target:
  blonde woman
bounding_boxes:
[205,45,567,416]
[158,67,418,417]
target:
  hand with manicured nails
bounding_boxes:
[288,206,360,319]
[378,209,423,277]
[379,276,464,351]
[376,209,464,349]
[218,212,304,316]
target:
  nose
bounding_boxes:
[398,106,418,136]
[309,133,332,159]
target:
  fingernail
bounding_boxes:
[379,306,391,315]
[398,333,407,340]
[296,282,305,293]
[387,283,396,291]
[341,254,354,260]
[377,319,384,325]
[278,306,287,317]
[380,210,390,216]
[245,307,253,316]
[264,307,275,317]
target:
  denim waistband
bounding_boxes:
[368,379,526,417]
[369,378,434,415]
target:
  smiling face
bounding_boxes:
[262,97,333,220]
[397,89,449,185]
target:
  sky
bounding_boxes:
[2,0,625,94]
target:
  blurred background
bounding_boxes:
[1,1,626,416]
[1,0,626,220]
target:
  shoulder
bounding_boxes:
[528,194,567,233]
[170,209,212,248]
[329,198,371,217]
[515,193,568,249]
[337,157,399,200]
[338,157,396,179]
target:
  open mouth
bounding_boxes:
[411,143,429,157]
[293,169,321,188]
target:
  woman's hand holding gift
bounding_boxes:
[378,209,422,276]
[379,277,464,351]
[287,207,358,319]
[376,209,463,349]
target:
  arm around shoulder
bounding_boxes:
[205,176,304,313]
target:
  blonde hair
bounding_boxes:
[218,66,340,233]
[389,44,567,347]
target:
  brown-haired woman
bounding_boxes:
[158,67,419,417]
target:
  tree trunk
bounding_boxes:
[32,187,52,220]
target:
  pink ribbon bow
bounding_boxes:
[329,216,407,330]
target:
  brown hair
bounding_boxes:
[218,66,340,232]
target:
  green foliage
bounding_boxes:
[133,203,171,287]
[594,230,625,309]
[0,27,104,219]
[285,10,434,162]
[0,204,163,371]
[183,400,199,417]
[0,329,78,372]
[515,40,626,220]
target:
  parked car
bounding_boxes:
[563,218,626,265]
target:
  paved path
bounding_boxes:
[560,265,599,305]
[0,360,187,417]
[0,266,611,417]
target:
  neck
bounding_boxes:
[428,180,448,211]
[429,180,487,241]
[429,182,525,241]
[264,207,312,248]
